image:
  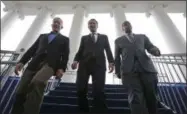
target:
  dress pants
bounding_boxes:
[121,72,158,114]
[76,59,107,113]
[11,63,54,114]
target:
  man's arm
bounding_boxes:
[114,40,121,78]
[74,36,84,62]
[104,35,114,63]
[144,35,161,56]
[58,38,70,72]
[18,35,42,65]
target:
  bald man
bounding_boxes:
[11,17,70,114]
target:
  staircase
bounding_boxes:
[0,52,186,114]
[40,82,174,114]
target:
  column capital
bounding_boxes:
[145,11,151,18]
[72,4,86,10]
[3,7,9,12]
[183,13,186,18]
[37,6,53,13]
[112,4,126,10]
[151,4,168,10]
[50,13,55,19]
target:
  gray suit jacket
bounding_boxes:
[114,34,160,78]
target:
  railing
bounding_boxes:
[0,50,60,114]
[1,50,186,114]
[112,53,187,113]
[151,53,187,114]
[0,50,21,90]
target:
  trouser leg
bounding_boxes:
[22,64,54,114]
[122,73,149,114]
[11,70,36,114]
[91,68,107,113]
[76,66,90,112]
[140,73,158,114]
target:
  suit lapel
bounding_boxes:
[95,33,101,44]
[132,34,137,44]
[123,35,132,44]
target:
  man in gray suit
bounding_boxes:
[115,21,161,114]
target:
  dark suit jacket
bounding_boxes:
[74,33,114,70]
[115,34,160,78]
[18,32,70,72]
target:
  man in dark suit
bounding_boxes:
[115,21,161,114]
[71,19,114,113]
[11,17,69,114]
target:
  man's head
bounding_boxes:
[122,21,132,34]
[51,17,63,32]
[88,19,98,33]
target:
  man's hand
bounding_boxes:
[150,48,161,56]
[56,69,64,79]
[108,63,114,73]
[14,63,24,75]
[71,61,78,70]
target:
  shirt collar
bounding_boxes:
[125,33,134,36]
[50,31,59,34]
[90,32,98,35]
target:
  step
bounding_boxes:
[43,96,128,107]
[55,86,127,93]
[40,103,174,114]
[49,90,128,99]
[59,83,124,88]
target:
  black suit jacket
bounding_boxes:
[74,33,114,70]
[19,32,70,72]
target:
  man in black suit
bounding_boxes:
[115,21,161,114]
[11,17,70,114]
[71,19,114,113]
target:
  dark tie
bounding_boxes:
[91,33,95,43]
[128,35,135,43]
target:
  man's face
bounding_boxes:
[88,19,98,32]
[51,18,63,32]
[122,21,132,34]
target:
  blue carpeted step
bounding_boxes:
[40,103,174,114]
[55,86,127,93]
[43,96,128,107]
[40,103,130,113]
[49,90,128,99]
[0,78,12,99]
[0,79,18,112]
[59,82,124,88]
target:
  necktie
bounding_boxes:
[91,33,95,43]
[128,35,135,43]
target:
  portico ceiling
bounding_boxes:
[2,1,186,15]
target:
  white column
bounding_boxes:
[1,11,18,40]
[150,5,186,53]
[68,5,85,63]
[15,7,52,52]
[112,5,127,37]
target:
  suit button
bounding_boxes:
[45,50,47,53]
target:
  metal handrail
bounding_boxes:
[0,50,186,114]
[151,54,186,114]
